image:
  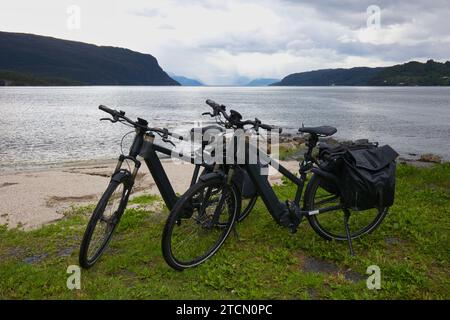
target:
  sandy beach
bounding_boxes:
[0,158,299,230]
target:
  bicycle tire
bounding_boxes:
[162,176,240,270]
[304,174,388,241]
[199,166,256,223]
[79,174,132,268]
[238,195,258,222]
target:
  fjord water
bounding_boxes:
[0,86,449,170]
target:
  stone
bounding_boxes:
[419,153,442,163]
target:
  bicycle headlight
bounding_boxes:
[144,133,155,143]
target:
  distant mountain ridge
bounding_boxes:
[246,78,279,86]
[368,60,450,86]
[272,60,450,86]
[169,74,203,86]
[2,31,448,87]
[272,67,383,86]
[0,31,179,86]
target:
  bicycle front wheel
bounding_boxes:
[304,174,388,241]
[162,177,240,270]
[79,175,132,268]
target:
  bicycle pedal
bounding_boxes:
[288,224,298,234]
[286,200,303,226]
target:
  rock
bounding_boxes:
[279,134,293,143]
[419,153,442,163]
[302,256,339,274]
[292,136,306,144]
[23,253,48,264]
[398,157,435,168]
[279,142,297,150]
[322,137,340,145]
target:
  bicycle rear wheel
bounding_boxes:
[162,177,240,270]
[304,174,388,241]
[199,166,255,223]
[238,195,258,222]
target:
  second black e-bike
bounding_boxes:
[79,105,257,268]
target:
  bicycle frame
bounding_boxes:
[236,134,342,225]
[112,127,207,211]
[242,146,303,224]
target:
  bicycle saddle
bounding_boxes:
[298,126,337,137]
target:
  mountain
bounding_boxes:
[233,76,253,86]
[246,78,279,86]
[272,60,450,86]
[169,74,203,86]
[271,67,384,86]
[0,31,179,86]
[0,70,83,86]
[367,60,450,86]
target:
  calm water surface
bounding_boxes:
[1,86,449,170]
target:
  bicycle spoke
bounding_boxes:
[166,180,237,267]
[314,195,339,206]
[308,177,387,240]
[85,184,125,262]
[312,204,343,215]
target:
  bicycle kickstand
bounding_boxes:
[232,223,239,239]
[343,210,355,256]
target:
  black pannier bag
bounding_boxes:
[241,170,257,199]
[233,165,260,199]
[319,141,399,211]
[317,140,377,196]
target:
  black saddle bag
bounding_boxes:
[319,141,399,211]
[233,166,259,199]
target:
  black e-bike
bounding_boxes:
[79,105,258,268]
[161,100,389,270]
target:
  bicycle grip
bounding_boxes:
[206,99,221,110]
[99,105,116,115]
[260,123,283,133]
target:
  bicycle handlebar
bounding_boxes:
[205,99,221,109]
[98,104,117,115]
[98,105,182,140]
[203,100,282,133]
[205,99,226,117]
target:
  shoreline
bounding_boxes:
[0,156,300,230]
[1,133,447,175]
[0,137,444,230]
[277,134,446,165]
[0,158,118,176]
[0,158,192,230]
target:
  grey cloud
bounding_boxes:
[196,34,288,54]
[282,0,450,28]
[334,40,450,62]
[133,0,450,83]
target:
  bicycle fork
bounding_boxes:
[206,167,234,228]
[114,154,141,179]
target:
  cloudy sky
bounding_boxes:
[1,0,449,84]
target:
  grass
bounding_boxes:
[0,163,449,299]
[278,144,303,161]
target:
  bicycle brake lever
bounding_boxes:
[100,117,115,122]
[163,138,176,147]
